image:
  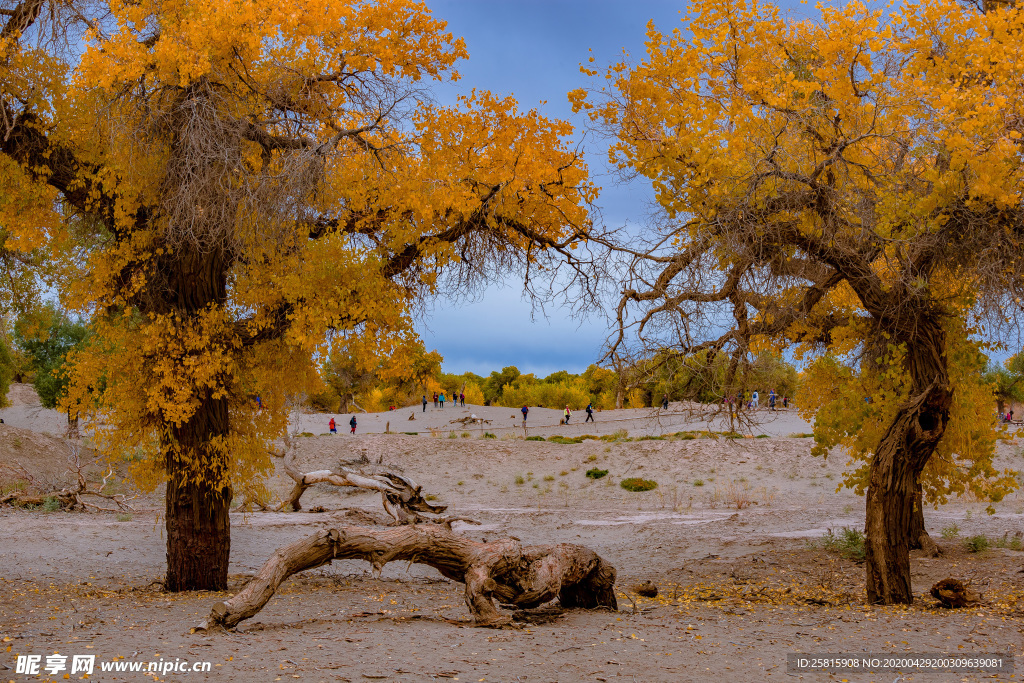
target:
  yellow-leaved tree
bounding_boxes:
[1,0,595,590]
[578,0,1024,603]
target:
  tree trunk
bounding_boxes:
[864,326,952,605]
[202,523,617,629]
[164,394,233,592]
[908,482,940,557]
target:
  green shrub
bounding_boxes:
[525,435,545,441]
[964,535,990,553]
[578,434,599,441]
[548,435,584,444]
[482,432,496,439]
[940,523,961,539]
[819,527,866,561]
[693,479,704,487]
[403,432,418,435]
[994,531,1023,551]
[600,429,630,442]
[299,432,314,437]
[514,475,525,485]
[42,496,60,512]
[636,435,665,441]
[585,468,608,480]
[620,477,657,492]
[788,432,815,438]
[755,434,770,439]
[116,513,132,522]
[543,474,555,481]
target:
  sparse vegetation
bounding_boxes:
[525,435,545,441]
[994,531,1023,551]
[117,513,132,522]
[964,535,990,553]
[482,432,496,439]
[586,468,608,480]
[788,433,815,439]
[693,479,704,487]
[543,475,555,481]
[620,477,657,492]
[514,476,525,486]
[818,528,866,562]
[940,523,961,539]
[548,435,584,444]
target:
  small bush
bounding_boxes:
[424,494,438,501]
[585,468,608,480]
[116,513,132,522]
[788,432,815,438]
[964,535,990,553]
[620,477,657,492]
[543,474,555,481]
[994,531,1023,551]
[460,431,471,438]
[299,432,314,437]
[559,470,569,476]
[403,432,418,435]
[514,475,525,485]
[693,479,704,487]
[755,434,770,439]
[636,435,665,441]
[525,435,545,441]
[940,523,961,539]
[578,435,599,441]
[42,496,61,512]
[600,429,630,442]
[448,431,458,439]
[819,527,866,561]
[586,454,598,462]
[482,432,496,439]
[457,481,464,486]
[548,435,583,444]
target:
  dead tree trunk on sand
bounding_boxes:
[272,436,447,522]
[202,523,617,629]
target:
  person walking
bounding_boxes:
[521,405,529,423]
[751,390,759,410]
[563,405,572,424]
[349,415,357,434]
[439,392,445,408]
[432,392,438,408]
[460,391,465,407]
[769,389,776,412]
[585,403,594,422]
[422,395,427,412]
[329,417,336,434]
[661,394,669,410]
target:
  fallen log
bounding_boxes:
[272,435,446,522]
[202,523,616,629]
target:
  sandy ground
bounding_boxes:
[2,385,1023,682]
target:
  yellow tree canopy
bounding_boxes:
[1,0,596,490]
[576,0,1023,500]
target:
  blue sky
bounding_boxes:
[415,0,806,377]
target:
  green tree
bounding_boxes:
[15,307,89,416]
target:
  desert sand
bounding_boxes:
[1,384,1022,682]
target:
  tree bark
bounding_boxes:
[864,324,952,604]
[908,482,940,557]
[164,395,233,592]
[202,524,617,629]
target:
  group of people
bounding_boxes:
[725,389,789,412]
[328,416,357,434]
[520,403,596,425]
[423,391,466,410]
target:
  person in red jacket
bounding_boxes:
[329,417,336,434]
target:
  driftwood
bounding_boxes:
[202,523,617,629]
[0,445,136,513]
[271,436,447,522]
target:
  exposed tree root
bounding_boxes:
[200,523,617,630]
